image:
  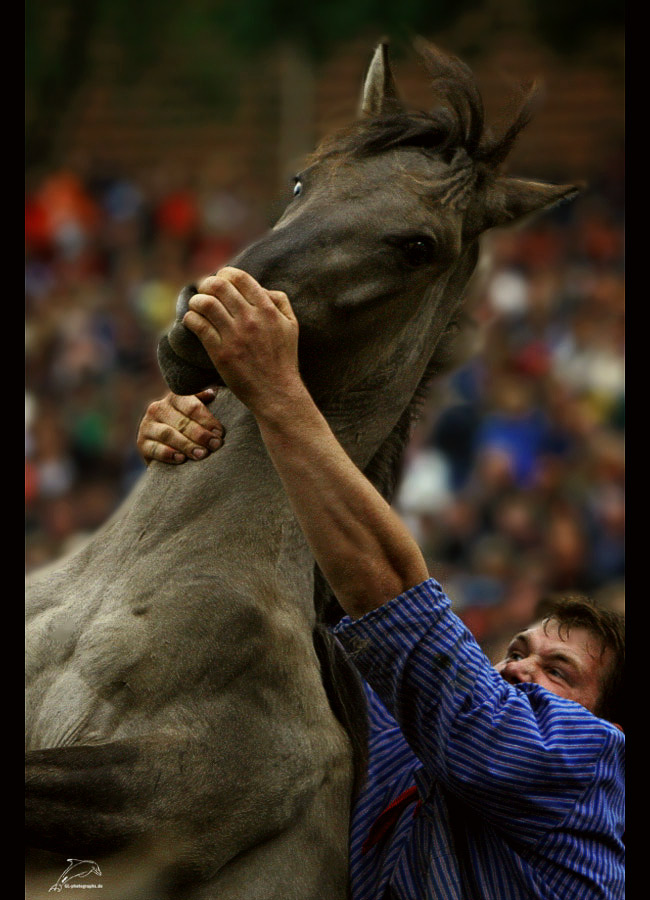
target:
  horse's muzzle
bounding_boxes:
[166,285,215,370]
[157,284,226,394]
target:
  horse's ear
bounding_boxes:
[475,175,581,233]
[359,43,404,118]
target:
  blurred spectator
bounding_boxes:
[32,169,101,261]
[392,188,624,646]
[25,157,264,567]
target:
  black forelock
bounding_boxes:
[311,107,471,168]
[342,110,462,161]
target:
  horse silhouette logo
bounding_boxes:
[48,858,102,891]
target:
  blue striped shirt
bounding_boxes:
[332,578,625,899]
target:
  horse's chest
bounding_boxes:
[26,596,154,748]
[25,578,295,750]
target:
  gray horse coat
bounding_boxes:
[26,42,578,899]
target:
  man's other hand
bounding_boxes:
[137,389,224,465]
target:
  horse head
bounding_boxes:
[158,41,578,403]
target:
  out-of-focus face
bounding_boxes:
[495,619,612,717]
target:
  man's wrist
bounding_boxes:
[252,375,314,432]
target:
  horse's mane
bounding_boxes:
[311,42,540,174]
[314,320,469,631]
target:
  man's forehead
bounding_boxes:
[521,619,606,661]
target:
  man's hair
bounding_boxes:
[534,594,625,728]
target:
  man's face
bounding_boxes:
[494,619,611,716]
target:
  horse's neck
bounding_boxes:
[316,336,431,473]
[141,378,410,565]
[111,262,464,609]
[318,245,480,480]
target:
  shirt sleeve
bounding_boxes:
[333,578,624,844]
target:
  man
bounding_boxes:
[137,267,624,899]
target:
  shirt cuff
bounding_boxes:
[332,577,453,693]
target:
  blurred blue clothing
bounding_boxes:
[333,579,624,900]
[476,409,549,486]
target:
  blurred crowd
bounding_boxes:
[25,157,624,660]
[394,166,624,660]
[25,161,264,572]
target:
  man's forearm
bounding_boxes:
[256,385,430,619]
[181,268,429,617]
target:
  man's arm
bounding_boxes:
[182,267,429,619]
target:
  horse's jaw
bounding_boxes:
[156,332,222,396]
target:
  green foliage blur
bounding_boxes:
[26,0,623,169]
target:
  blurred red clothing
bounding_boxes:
[155,190,199,239]
[25,195,51,251]
[37,171,100,234]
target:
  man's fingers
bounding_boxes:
[139,438,187,465]
[142,399,224,456]
[183,306,225,356]
[170,392,223,436]
[195,269,267,321]
[190,273,295,329]
[137,391,227,466]
[201,268,269,307]
[267,290,297,324]
[142,420,211,458]
[195,388,218,405]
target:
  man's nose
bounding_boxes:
[501,659,535,684]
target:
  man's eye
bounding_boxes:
[507,650,523,661]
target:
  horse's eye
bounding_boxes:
[292,179,303,197]
[401,238,436,267]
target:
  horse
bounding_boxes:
[26,40,578,899]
